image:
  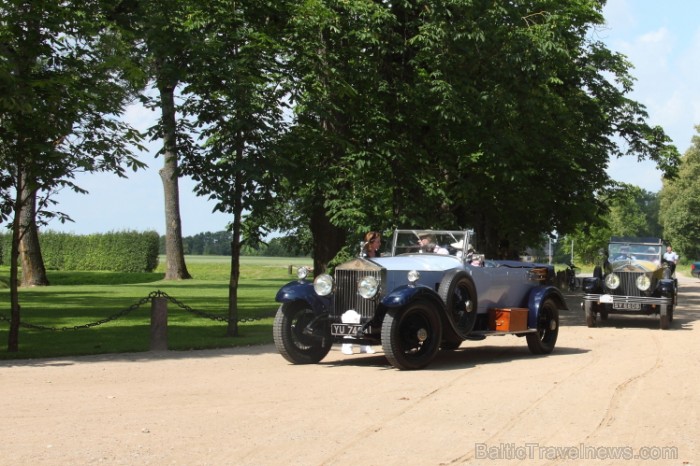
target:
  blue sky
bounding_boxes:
[45,0,700,236]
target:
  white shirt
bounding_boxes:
[663,251,679,263]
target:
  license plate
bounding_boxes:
[331,323,364,336]
[613,302,641,311]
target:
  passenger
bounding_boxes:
[418,233,449,254]
[362,231,382,258]
[470,253,482,267]
[450,239,466,259]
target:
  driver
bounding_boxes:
[418,233,449,254]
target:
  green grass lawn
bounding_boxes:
[0,256,312,360]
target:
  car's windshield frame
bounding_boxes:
[390,229,474,257]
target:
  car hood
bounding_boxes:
[371,254,462,272]
[610,259,658,273]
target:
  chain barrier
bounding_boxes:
[0,290,272,331]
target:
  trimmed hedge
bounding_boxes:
[0,230,159,273]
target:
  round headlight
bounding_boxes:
[407,270,420,284]
[358,276,380,299]
[297,267,309,280]
[605,273,620,290]
[636,274,651,291]
[313,274,333,296]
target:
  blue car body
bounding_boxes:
[273,229,567,370]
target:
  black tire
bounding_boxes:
[381,300,442,370]
[584,301,596,328]
[273,301,332,364]
[437,270,478,336]
[660,304,673,330]
[526,297,559,354]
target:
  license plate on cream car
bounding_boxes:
[613,302,641,311]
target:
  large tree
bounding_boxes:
[177,0,291,336]
[273,0,679,263]
[659,126,700,259]
[0,0,145,351]
[109,0,193,280]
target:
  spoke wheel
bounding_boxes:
[273,301,331,364]
[382,300,442,370]
[526,298,559,354]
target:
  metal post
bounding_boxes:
[571,239,574,263]
[150,297,168,351]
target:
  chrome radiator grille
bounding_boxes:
[612,272,643,297]
[333,268,383,319]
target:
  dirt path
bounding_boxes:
[2,276,699,465]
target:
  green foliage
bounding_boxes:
[263,0,680,263]
[562,184,663,263]
[0,231,160,273]
[660,126,700,259]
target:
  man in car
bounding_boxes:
[418,233,449,254]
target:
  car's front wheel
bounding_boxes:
[660,304,673,330]
[526,297,559,354]
[273,301,332,364]
[382,300,442,370]
[584,301,596,328]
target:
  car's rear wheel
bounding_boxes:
[382,300,442,370]
[437,270,478,336]
[526,297,559,354]
[273,301,332,364]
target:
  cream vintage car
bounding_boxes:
[582,237,677,329]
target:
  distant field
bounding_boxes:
[180,255,312,267]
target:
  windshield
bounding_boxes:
[391,229,473,257]
[608,242,662,263]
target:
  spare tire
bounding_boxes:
[438,269,478,336]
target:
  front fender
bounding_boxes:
[381,284,444,310]
[657,278,676,297]
[527,286,568,328]
[275,280,330,314]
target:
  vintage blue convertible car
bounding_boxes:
[273,229,567,370]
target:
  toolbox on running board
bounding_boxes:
[488,308,529,332]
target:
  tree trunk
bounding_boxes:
[7,172,24,352]
[309,193,346,275]
[227,224,240,337]
[226,144,245,337]
[18,179,48,287]
[157,76,191,280]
